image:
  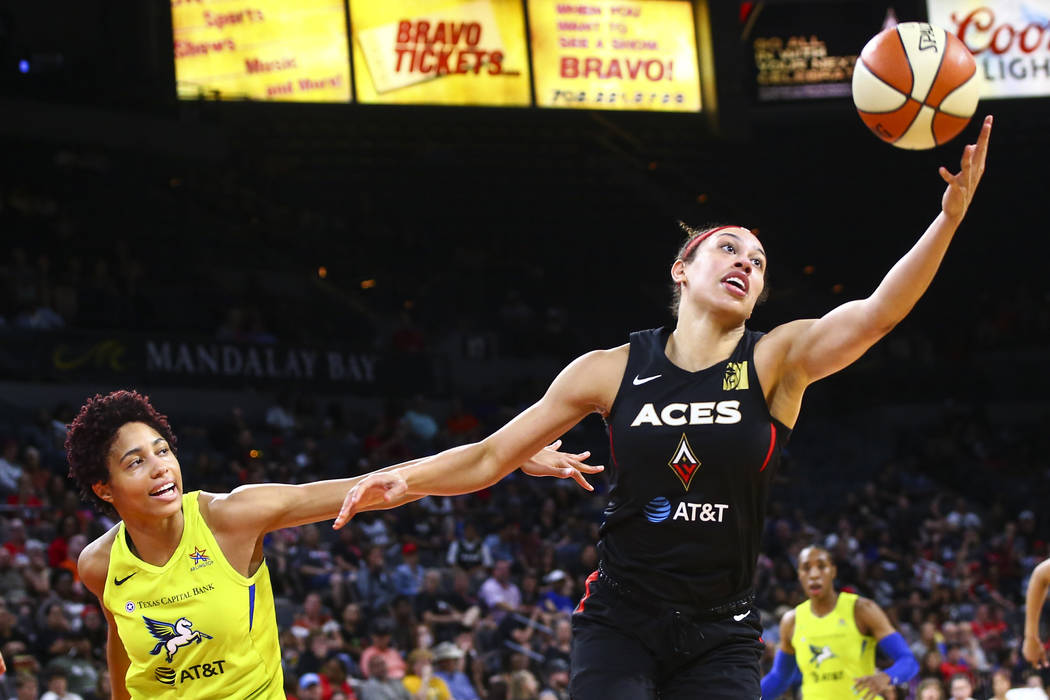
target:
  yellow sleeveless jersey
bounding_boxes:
[791,592,880,700]
[102,491,283,699]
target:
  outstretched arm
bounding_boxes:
[768,116,992,400]
[1025,558,1050,667]
[203,438,602,537]
[334,346,626,527]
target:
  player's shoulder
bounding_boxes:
[851,594,883,618]
[757,319,817,354]
[557,344,629,387]
[79,523,119,596]
[780,605,797,627]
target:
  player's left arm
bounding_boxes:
[778,116,992,388]
[852,597,919,700]
[203,442,598,536]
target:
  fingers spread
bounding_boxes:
[571,470,594,491]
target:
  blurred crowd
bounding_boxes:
[0,382,1047,700]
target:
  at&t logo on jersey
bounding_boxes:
[630,400,742,427]
[642,497,729,524]
[154,660,228,687]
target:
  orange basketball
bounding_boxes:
[852,22,979,150]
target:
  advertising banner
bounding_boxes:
[172,0,352,102]
[927,0,1050,99]
[0,331,403,392]
[350,0,532,106]
[744,3,896,102]
[528,0,702,111]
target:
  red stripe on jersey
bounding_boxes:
[575,570,599,614]
[607,426,619,468]
[759,422,776,472]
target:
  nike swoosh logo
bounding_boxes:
[733,611,749,622]
[114,573,137,586]
[633,374,662,386]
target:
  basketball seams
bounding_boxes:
[854,60,908,113]
[927,28,949,103]
[894,27,916,97]
[936,76,977,118]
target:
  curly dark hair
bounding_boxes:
[65,390,178,515]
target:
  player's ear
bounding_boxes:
[670,259,687,284]
[92,481,113,503]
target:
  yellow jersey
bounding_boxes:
[792,591,880,700]
[102,491,283,699]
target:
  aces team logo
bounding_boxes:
[667,433,701,491]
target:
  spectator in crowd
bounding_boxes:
[360,619,406,680]
[478,561,520,623]
[402,648,451,700]
[950,672,977,700]
[446,521,492,575]
[394,543,425,597]
[40,668,82,700]
[0,441,23,497]
[358,656,411,700]
[538,658,569,700]
[358,546,399,615]
[12,672,40,700]
[919,677,947,700]
[299,672,324,700]
[431,641,480,700]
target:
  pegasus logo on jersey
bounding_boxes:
[809,644,836,668]
[630,400,741,427]
[722,362,748,390]
[143,616,214,663]
[668,434,701,490]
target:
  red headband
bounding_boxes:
[680,225,752,260]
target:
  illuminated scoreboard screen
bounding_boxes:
[172,0,352,102]
[350,0,532,106]
[528,0,703,112]
[744,1,895,102]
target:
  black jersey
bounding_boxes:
[599,327,790,610]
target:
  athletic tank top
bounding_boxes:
[600,327,789,609]
[792,592,880,700]
[453,539,484,568]
[102,491,283,699]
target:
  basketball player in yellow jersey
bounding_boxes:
[68,391,600,700]
[761,545,918,700]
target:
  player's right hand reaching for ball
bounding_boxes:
[940,115,991,222]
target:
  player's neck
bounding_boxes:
[668,314,745,371]
[809,590,839,617]
[123,509,185,567]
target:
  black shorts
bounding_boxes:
[570,573,764,700]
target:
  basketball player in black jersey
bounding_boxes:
[335,116,993,699]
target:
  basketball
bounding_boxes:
[852,22,979,150]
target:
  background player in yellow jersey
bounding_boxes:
[67,390,600,700]
[761,545,918,700]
